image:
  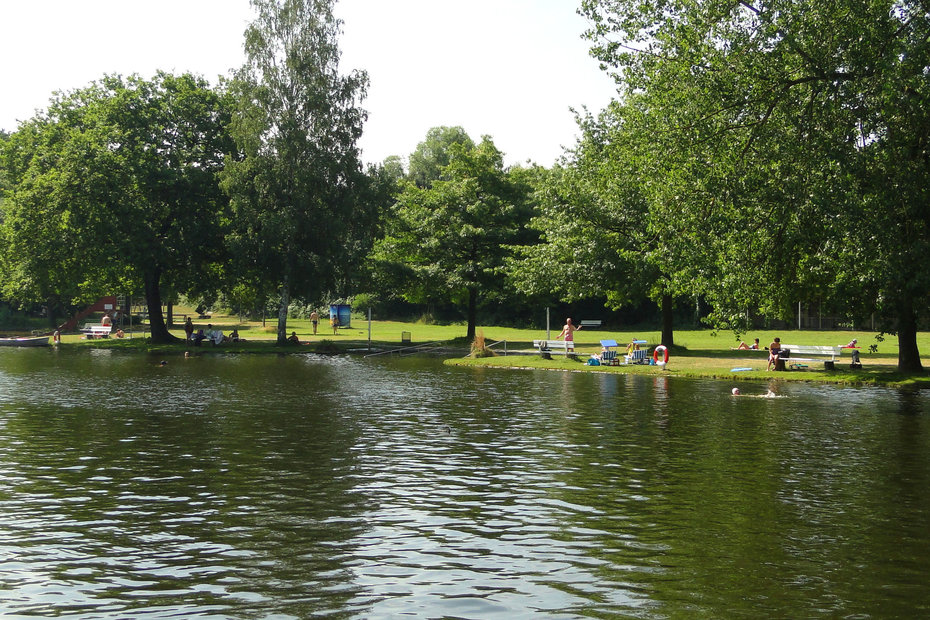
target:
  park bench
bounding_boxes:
[81,324,112,339]
[778,345,843,370]
[579,320,602,329]
[534,339,576,358]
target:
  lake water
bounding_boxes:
[1,347,929,618]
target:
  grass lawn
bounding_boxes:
[55,312,930,388]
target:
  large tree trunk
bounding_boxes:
[466,287,477,341]
[46,295,60,330]
[145,269,178,343]
[661,292,675,347]
[276,278,290,346]
[896,298,923,373]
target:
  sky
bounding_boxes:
[0,1,618,167]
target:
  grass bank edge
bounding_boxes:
[444,353,930,389]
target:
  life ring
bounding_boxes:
[653,345,669,365]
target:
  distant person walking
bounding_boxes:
[184,317,194,342]
[331,314,340,335]
[310,310,319,335]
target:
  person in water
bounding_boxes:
[732,387,778,398]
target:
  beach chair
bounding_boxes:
[625,349,649,365]
[599,339,620,366]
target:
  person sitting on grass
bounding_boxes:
[205,324,224,346]
[192,329,206,346]
[287,331,300,344]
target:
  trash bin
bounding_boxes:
[329,304,351,329]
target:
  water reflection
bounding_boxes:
[1,349,929,618]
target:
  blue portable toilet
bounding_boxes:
[329,304,351,328]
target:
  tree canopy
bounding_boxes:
[580,0,930,370]
[0,72,234,340]
[373,133,533,339]
[222,0,370,344]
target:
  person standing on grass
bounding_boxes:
[310,310,319,335]
[184,317,194,341]
[558,318,580,348]
[331,314,340,334]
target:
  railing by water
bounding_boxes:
[364,341,446,357]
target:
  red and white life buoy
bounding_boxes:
[653,345,669,365]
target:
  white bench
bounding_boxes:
[778,345,843,369]
[579,320,602,329]
[81,324,112,339]
[534,339,576,357]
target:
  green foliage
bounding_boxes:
[222,0,370,345]
[407,126,474,188]
[351,292,377,316]
[287,301,318,319]
[0,72,234,338]
[579,0,930,370]
[372,131,534,339]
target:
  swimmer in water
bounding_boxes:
[733,387,779,398]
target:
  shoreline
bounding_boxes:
[444,353,930,389]
[26,323,930,389]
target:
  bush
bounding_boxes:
[352,293,377,317]
[288,302,319,319]
[470,330,496,358]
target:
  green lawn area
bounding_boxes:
[58,312,930,388]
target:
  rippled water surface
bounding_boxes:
[1,347,929,618]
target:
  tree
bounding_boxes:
[581,0,930,371]
[1,120,89,326]
[373,135,532,340]
[222,0,369,345]
[0,73,234,340]
[508,102,686,346]
[407,126,474,188]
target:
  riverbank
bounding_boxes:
[446,350,930,389]
[53,318,930,388]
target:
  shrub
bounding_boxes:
[470,330,496,358]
